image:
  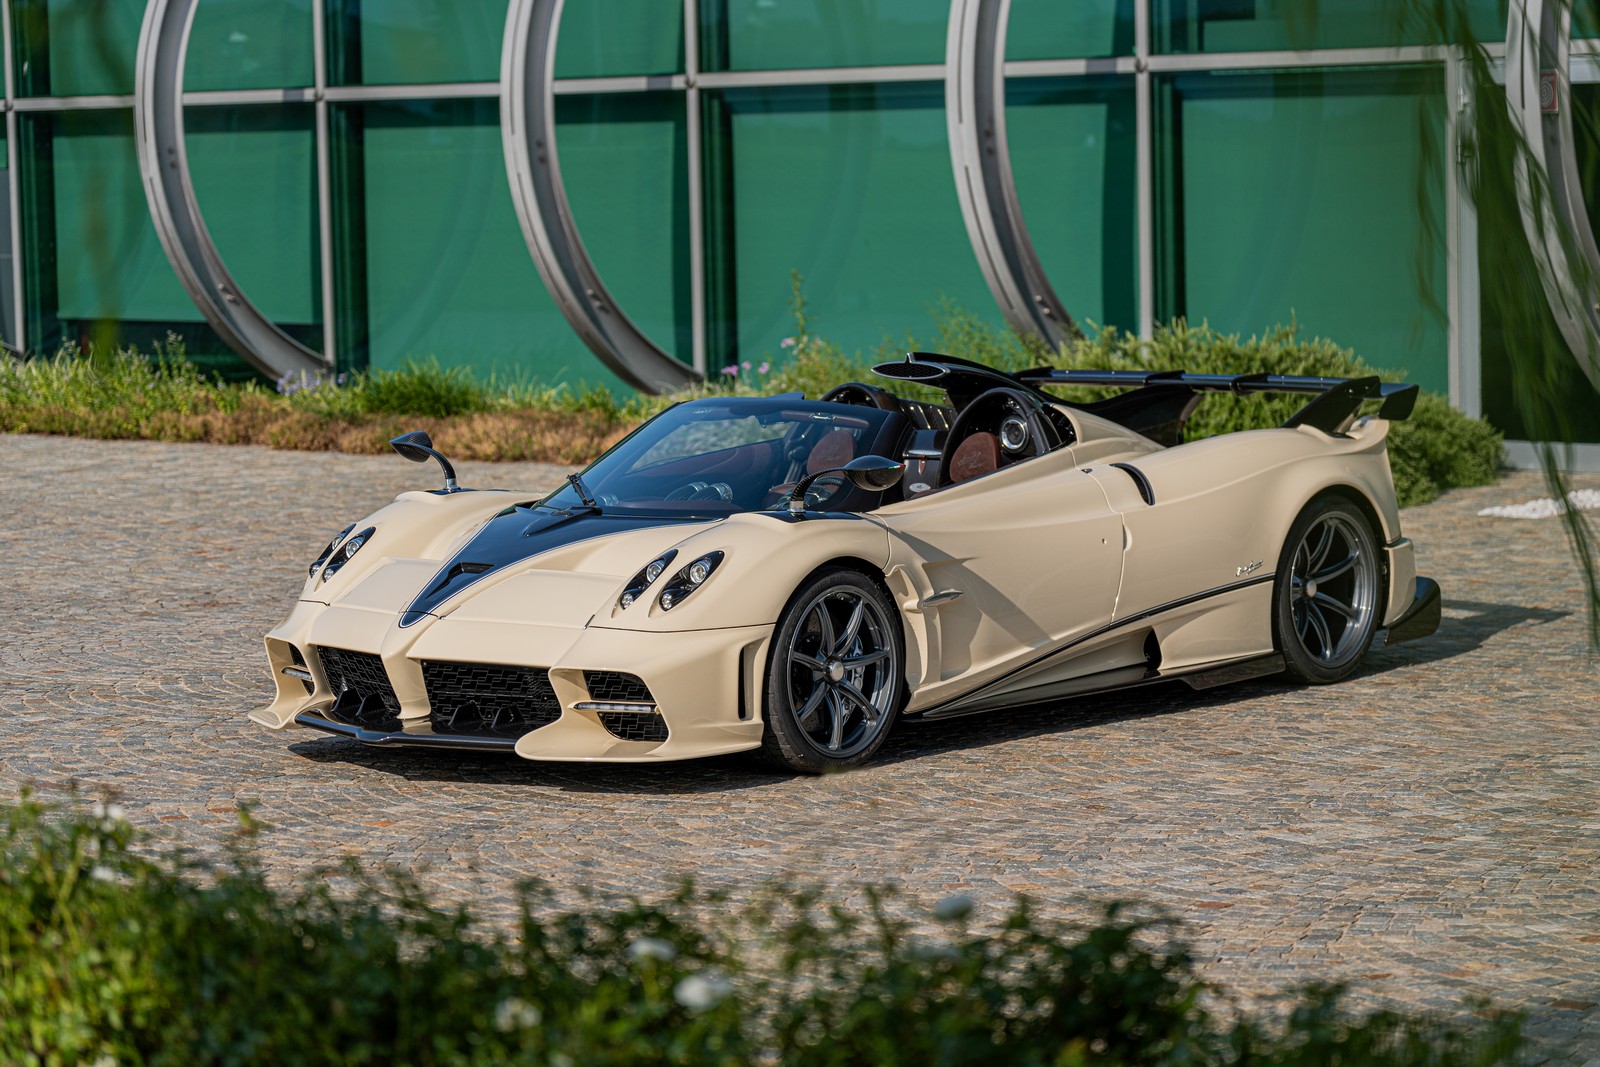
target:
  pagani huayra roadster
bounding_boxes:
[253,352,1441,772]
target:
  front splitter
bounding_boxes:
[294,710,519,752]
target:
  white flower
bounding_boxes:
[933,894,974,921]
[89,1055,117,1067]
[90,865,117,883]
[673,972,732,1012]
[90,802,126,828]
[493,996,542,1032]
[627,936,677,963]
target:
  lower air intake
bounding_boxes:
[421,660,561,739]
[584,671,654,704]
[317,647,401,719]
[598,712,669,743]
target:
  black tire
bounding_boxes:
[1273,495,1383,684]
[759,567,904,773]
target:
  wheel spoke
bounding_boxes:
[842,648,889,669]
[1305,602,1334,657]
[1313,591,1357,620]
[790,651,826,674]
[794,681,827,730]
[835,680,878,720]
[826,690,846,750]
[1308,522,1337,572]
[810,601,836,652]
[1314,550,1358,584]
[834,597,866,655]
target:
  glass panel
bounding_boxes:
[709,83,998,367]
[1480,82,1600,442]
[326,0,507,86]
[13,0,144,97]
[1155,67,1448,394]
[556,93,692,362]
[704,0,947,72]
[1006,77,1138,333]
[347,99,631,391]
[555,1,683,78]
[186,105,319,329]
[16,109,253,371]
[185,0,314,91]
[1153,0,1505,54]
[1006,0,1135,61]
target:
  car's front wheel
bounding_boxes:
[760,568,904,773]
[1273,495,1382,684]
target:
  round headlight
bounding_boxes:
[688,558,713,585]
[645,559,666,583]
[661,590,677,610]
[620,591,636,608]
[342,534,366,556]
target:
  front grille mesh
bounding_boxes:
[317,647,401,716]
[421,660,561,738]
[584,671,654,704]
[598,712,669,743]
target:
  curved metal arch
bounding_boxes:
[500,0,699,394]
[945,0,1081,347]
[1507,0,1600,393]
[134,0,327,378]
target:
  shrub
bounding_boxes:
[0,793,1523,1066]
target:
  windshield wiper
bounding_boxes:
[566,472,599,509]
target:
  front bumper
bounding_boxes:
[254,600,774,762]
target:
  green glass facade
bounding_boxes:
[3,0,1597,460]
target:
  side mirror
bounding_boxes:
[389,430,460,492]
[789,455,904,514]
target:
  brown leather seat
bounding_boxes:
[948,431,1000,483]
[807,428,856,474]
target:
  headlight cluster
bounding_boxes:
[618,550,677,609]
[616,549,725,612]
[310,525,355,576]
[315,525,376,582]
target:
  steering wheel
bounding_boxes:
[819,381,903,413]
[939,387,1062,487]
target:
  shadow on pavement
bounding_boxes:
[285,597,1564,793]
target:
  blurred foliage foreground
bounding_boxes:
[0,309,1501,507]
[0,792,1523,1067]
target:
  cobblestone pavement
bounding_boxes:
[1,432,1597,1057]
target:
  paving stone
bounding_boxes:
[0,432,1596,1059]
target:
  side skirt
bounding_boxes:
[911,652,1286,722]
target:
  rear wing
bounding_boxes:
[1014,369,1420,433]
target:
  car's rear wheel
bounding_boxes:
[760,568,904,773]
[1273,496,1382,684]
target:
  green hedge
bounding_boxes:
[0,794,1522,1066]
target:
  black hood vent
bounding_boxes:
[398,506,698,627]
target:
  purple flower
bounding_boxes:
[780,337,796,349]
[757,362,770,375]
[741,361,751,371]
[721,365,738,377]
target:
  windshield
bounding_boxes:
[539,397,898,518]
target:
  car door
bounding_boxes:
[872,449,1125,711]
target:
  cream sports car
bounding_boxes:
[252,352,1441,773]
